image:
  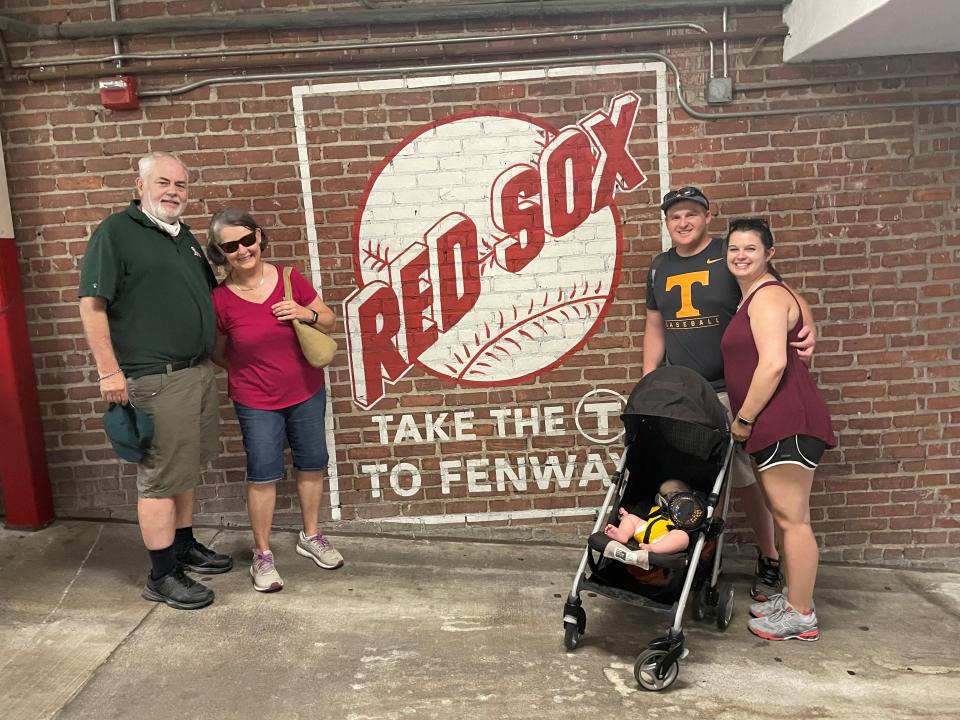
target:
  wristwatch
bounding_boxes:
[307,310,319,325]
[736,415,755,426]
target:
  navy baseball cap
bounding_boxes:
[103,402,154,463]
[661,186,710,212]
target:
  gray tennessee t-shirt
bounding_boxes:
[645,236,740,390]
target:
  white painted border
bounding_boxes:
[292,90,342,520]
[292,62,670,525]
[0,135,12,238]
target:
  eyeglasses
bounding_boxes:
[219,230,258,254]
[728,217,770,232]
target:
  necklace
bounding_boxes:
[738,273,773,309]
[231,262,265,292]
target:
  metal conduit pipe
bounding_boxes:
[18,28,787,83]
[735,69,960,92]
[138,49,960,120]
[722,6,728,77]
[11,22,722,73]
[108,0,122,70]
[0,0,788,40]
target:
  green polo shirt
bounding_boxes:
[79,201,216,377]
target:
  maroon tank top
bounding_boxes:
[720,280,836,454]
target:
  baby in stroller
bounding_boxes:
[603,478,693,555]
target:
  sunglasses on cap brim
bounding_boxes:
[219,230,258,254]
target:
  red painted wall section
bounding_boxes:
[0,136,54,528]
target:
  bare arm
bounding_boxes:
[781,281,816,363]
[642,308,666,376]
[211,332,228,369]
[271,293,336,333]
[730,286,794,441]
[302,296,336,333]
[78,296,127,405]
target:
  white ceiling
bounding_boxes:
[782,0,960,62]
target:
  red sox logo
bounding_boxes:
[344,92,647,409]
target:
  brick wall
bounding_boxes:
[1,1,958,568]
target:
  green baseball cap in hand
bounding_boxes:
[103,402,154,463]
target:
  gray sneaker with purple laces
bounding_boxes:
[296,530,344,569]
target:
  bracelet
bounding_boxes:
[736,415,755,426]
[98,369,122,382]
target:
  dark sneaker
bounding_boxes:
[750,553,783,602]
[748,605,819,641]
[177,540,234,575]
[142,568,214,610]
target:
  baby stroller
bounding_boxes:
[562,366,736,691]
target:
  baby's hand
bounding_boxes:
[637,543,654,552]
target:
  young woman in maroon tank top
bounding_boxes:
[720,218,836,643]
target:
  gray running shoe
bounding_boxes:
[296,530,344,569]
[250,549,284,593]
[750,590,787,618]
[748,605,820,641]
[750,588,816,618]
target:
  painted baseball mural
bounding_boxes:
[294,64,668,522]
[345,92,645,409]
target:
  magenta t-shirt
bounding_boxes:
[212,266,325,410]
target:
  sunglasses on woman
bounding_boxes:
[219,230,258,254]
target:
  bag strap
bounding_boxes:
[282,266,293,303]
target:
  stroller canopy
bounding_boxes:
[621,366,729,465]
[622,366,728,430]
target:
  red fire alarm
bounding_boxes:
[98,75,139,111]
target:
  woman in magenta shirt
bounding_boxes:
[720,217,835,643]
[207,208,343,593]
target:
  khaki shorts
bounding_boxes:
[127,362,219,498]
[716,391,757,489]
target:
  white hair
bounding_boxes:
[137,151,187,181]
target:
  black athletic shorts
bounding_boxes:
[751,434,827,471]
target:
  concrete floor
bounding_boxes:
[1,521,958,720]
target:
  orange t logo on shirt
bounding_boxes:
[665,270,710,318]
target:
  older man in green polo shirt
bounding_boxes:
[79,151,232,610]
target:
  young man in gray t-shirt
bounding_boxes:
[643,186,815,601]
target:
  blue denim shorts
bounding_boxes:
[233,388,329,482]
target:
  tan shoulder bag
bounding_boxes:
[283,266,336,368]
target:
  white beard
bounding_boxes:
[141,195,184,224]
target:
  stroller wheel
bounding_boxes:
[563,622,581,651]
[716,583,735,631]
[634,648,679,691]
